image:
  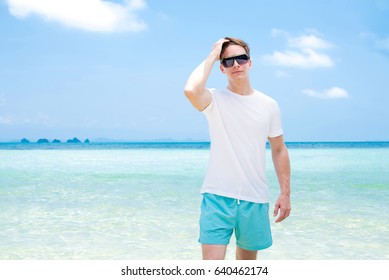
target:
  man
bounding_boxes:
[184,37,291,260]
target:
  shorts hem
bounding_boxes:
[236,240,273,251]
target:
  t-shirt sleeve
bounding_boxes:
[268,102,284,138]
[201,88,215,117]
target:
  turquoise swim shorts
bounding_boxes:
[199,193,272,251]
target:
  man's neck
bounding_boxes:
[227,81,253,96]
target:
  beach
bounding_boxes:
[0,142,388,259]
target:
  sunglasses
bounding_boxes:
[221,54,250,68]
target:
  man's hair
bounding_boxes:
[220,37,250,60]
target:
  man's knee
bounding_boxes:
[202,244,227,260]
[236,247,257,260]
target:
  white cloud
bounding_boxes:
[6,0,148,33]
[288,34,333,50]
[263,29,335,68]
[266,49,334,69]
[302,87,349,99]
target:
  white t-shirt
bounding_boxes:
[201,88,284,203]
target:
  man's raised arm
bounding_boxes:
[184,38,228,111]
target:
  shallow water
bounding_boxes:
[0,143,388,259]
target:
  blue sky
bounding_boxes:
[1,0,388,142]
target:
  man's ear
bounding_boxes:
[220,63,225,73]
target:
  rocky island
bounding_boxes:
[19,138,91,144]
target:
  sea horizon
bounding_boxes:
[0,140,388,150]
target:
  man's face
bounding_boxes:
[220,45,252,78]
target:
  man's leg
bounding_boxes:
[202,244,227,260]
[200,194,235,260]
[236,246,257,260]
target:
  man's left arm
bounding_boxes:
[268,135,291,223]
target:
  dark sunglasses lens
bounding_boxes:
[236,58,249,65]
[222,58,234,68]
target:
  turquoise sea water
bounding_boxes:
[0,142,388,260]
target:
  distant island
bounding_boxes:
[20,138,90,144]
[67,137,81,143]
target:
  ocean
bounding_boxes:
[0,142,388,260]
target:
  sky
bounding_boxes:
[0,0,388,142]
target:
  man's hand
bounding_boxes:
[273,193,291,223]
[211,38,230,61]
